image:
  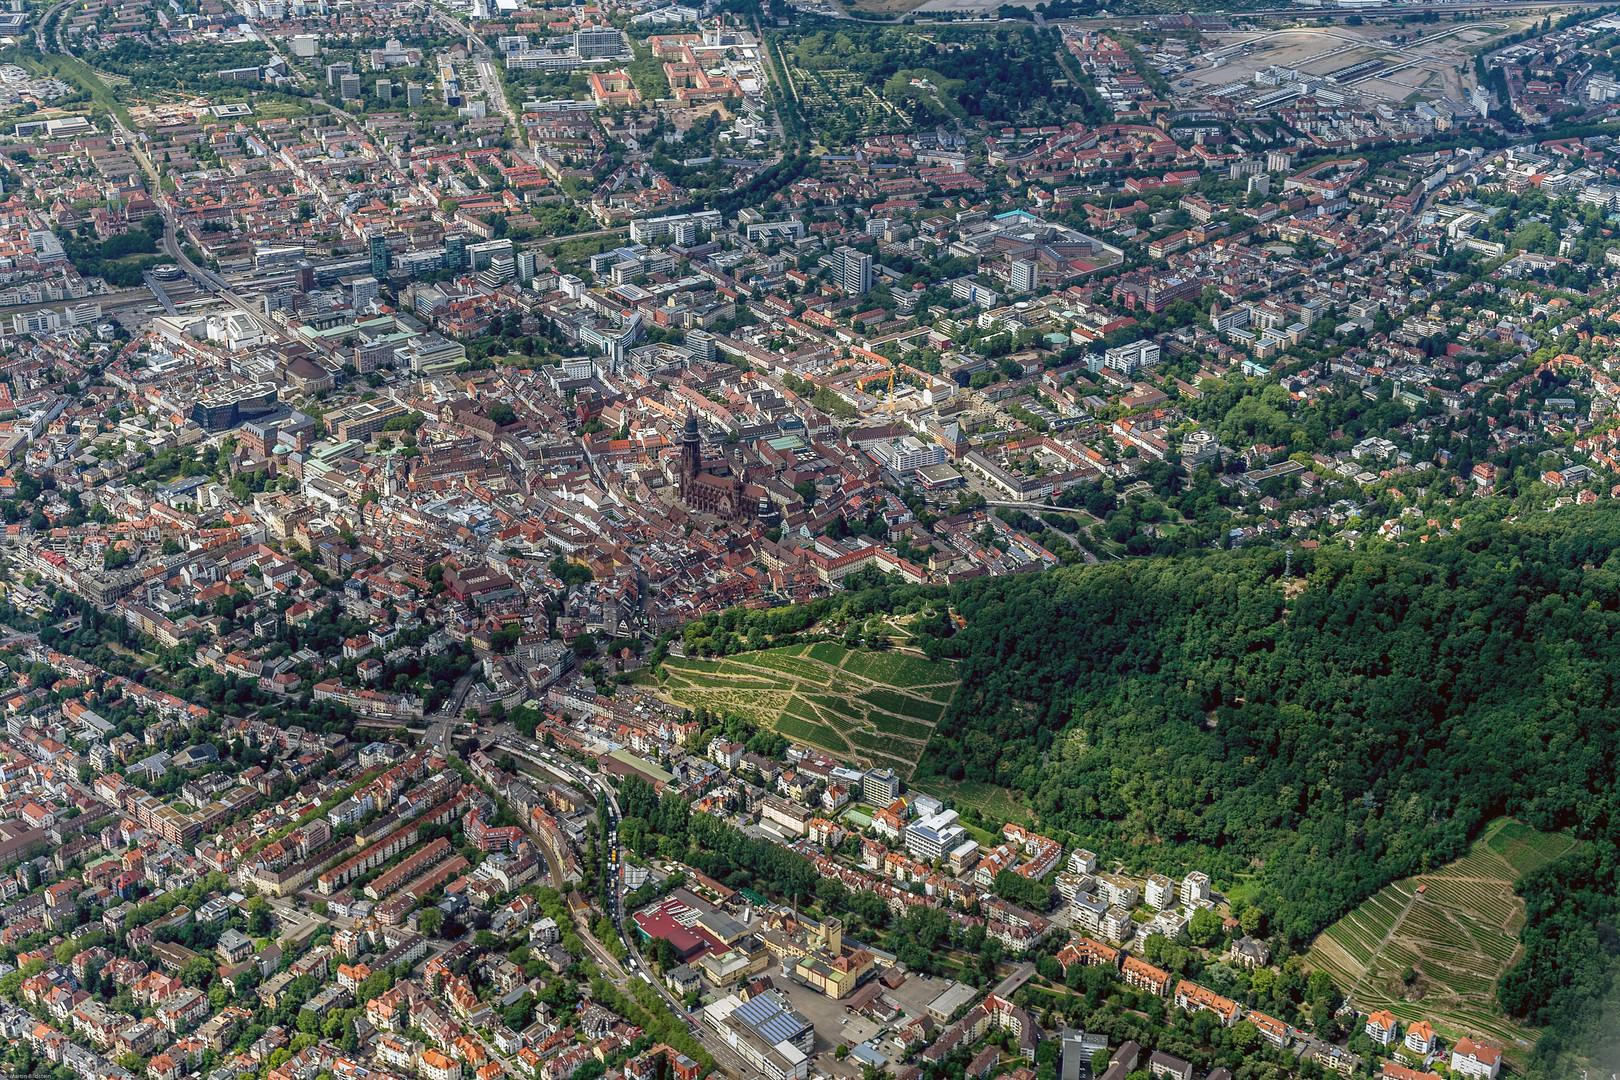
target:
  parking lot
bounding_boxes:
[768,973,885,1053]
[755,964,978,1080]
[884,971,960,1018]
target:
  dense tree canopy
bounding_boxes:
[905,508,1620,1072]
[784,26,1083,126]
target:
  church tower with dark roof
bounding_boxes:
[679,413,701,499]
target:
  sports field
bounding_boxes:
[654,643,958,778]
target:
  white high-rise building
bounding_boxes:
[1010,258,1038,293]
[1180,871,1211,906]
[836,246,872,296]
[574,26,624,57]
[686,329,716,363]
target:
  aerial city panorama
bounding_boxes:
[0,1,1609,1080]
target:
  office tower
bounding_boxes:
[368,231,388,279]
[685,328,716,363]
[442,233,468,270]
[1010,258,1038,293]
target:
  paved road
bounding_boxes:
[223,0,309,88]
[0,286,152,318]
[474,48,525,146]
[33,0,68,51]
[226,0,370,129]
[32,0,277,339]
[406,667,481,757]
[982,497,1096,515]
[427,5,531,163]
[488,735,759,1077]
[821,0,1619,25]
[220,0,374,134]
[102,112,285,341]
[53,0,626,312]
[990,961,1036,999]
[491,738,634,982]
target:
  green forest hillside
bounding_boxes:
[905,509,1620,1074]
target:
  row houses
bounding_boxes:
[317,789,467,894]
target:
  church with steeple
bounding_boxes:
[677,413,746,520]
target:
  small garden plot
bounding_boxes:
[842,649,956,689]
[866,711,934,742]
[663,656,731,675]
[806,641,851,665]
[806,692,862,717]
[860,686,945,724]
[1324,924,1375,966]
[1466,922,1520,964]
[782,695,825,723]
[808,706,861,734]
[1308,936,1365,987]
[737,650,837,681]
[774,712,850,754]
[1427,849,1513,881]
[706,675,799,690]
[1485,820,1578,877]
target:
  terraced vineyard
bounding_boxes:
[1306,819,1579,1058]
[654,643,958,777]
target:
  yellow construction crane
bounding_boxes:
[855,366,896,415]
[853,348,900,415]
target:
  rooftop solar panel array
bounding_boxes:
[734,992,808,1047]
